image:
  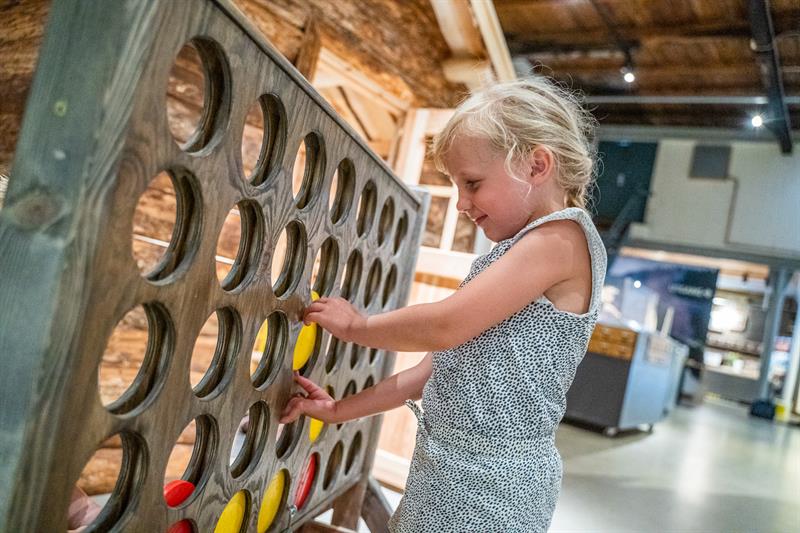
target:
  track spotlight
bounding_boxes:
[623,70,636,83]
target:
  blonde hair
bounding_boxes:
[431,77,597,210]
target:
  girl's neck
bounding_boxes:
[525,197,569,225]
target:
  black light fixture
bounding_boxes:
[588,0,637,86]
[621,49,636,84]
[621,66,636,84]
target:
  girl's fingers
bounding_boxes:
[281,396,301,415]
[293,375,315,394]
[303,308,324,325]
[294,373,322,393]
[302,301,325,324]
[304,311,325,328]
[280,398,305,423]
[294,376,331,403]
[306,301,326,314]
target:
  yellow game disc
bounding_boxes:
[254,319,269,353]
[214,491,247,533]
[257,470,286,533]
[308,417,324,442]
[292,291,320,371]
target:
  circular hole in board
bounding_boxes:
[98,302,173,414]
[70,432,146,531]
[241,93,286,187]
[215,200,265,291]
[190,308,241,398]
[166,38,230,152]
[329,159,355,224]
[131,168,202,281]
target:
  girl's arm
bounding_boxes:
[280,352,432,424]
[305,219,587,352]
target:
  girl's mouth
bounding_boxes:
[475,215,487,225]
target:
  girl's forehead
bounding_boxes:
[445,135,502,170]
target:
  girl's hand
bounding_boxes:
[280,373,339,424]
[68,487,101,532]
[303,296,366,342]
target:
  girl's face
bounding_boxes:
[443,135,541,242]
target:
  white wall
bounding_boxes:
[629,139,800,259]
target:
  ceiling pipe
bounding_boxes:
[748,0,793,153]
[585,95,800,105]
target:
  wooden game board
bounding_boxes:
[0,1,427,531]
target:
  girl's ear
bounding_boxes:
[528,146,555,185]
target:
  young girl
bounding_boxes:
[281,77,607,532]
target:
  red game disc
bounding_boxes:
[294,455,317,509]
[167,519,193,533]
[164,479,195,507]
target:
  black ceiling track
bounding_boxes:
[748,0,793,154]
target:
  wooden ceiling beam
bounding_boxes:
[595,114,758,129]
[506,20,753,53]
[540,63,760,77]
[429,0,485,58]
[525,35,754,65]
[430,0,495,88]
[469,0,516,82]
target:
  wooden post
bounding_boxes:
[294,17,322,82]
[361,476,393,533]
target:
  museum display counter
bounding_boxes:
[566,324,689,435]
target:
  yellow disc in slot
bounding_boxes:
[214,491,248,533]
[309,417,324,442]
[254,319,269,354]
[257,470,286,533]
[293,291,320,371]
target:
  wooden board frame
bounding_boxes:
[0,1,427,531]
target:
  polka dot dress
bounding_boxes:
[389,208,607,533]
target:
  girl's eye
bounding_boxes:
[466,181,479,190]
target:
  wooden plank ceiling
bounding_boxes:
[496,0,800,131]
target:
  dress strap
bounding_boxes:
[510,207,583,245]
[508,207,607,315]
[404,399,424,423]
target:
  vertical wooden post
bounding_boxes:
[294,17,322,82]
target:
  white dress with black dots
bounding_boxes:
[388,207,607,533]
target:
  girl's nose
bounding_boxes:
[456,193,471,213]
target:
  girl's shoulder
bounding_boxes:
[467,208,605,285]
[509,207,594,244]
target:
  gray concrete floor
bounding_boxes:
[370,399,799,532]
[551,399,799,532]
